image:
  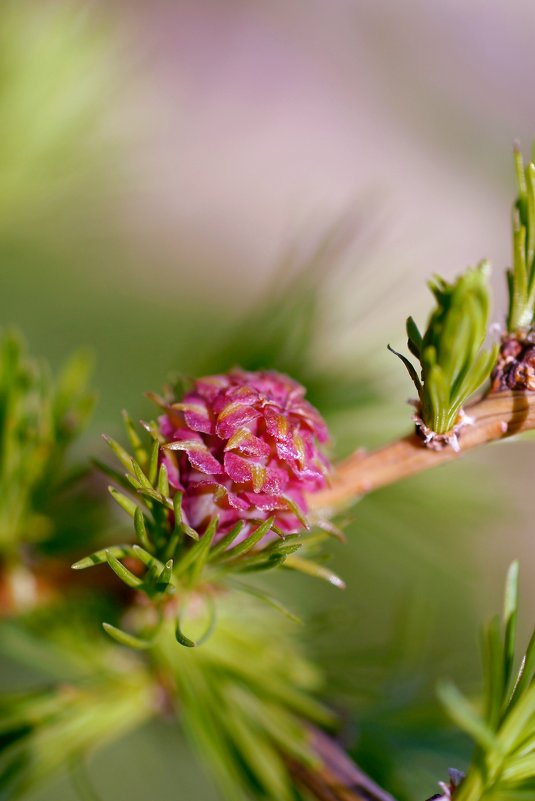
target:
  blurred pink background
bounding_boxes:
[109,0,535,310]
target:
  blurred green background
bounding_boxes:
[1,1,535,799]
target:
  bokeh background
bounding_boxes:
[2,1,535,799]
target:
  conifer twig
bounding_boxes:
[310,390,535,511]
[287,727,398,801]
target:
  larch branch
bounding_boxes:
[310,391,535,512]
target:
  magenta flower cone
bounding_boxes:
[158,369,330,538]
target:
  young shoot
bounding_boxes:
[507,145,535,335]
[390,262,498,447]
[438,562,535,801]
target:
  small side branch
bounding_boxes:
[310,391,535,511]
[287,727,399,801]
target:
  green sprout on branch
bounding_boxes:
[390,262,498,447]
[438,562,535,801]
[506,146,535,334]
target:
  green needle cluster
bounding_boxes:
[507,146,535,334]
[0,331,94,559]
[157,594,335,801]
[439,563,535,801]
[391,262,498,439]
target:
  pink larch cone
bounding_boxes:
[157,369,330,539]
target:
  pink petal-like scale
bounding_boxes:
[176,396,214,434]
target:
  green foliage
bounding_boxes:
[390,263,497,436]
[0,671,154,800]
[157,595,335,801]
[507,146,535,333]
[74,408,343,648]
[0,598,155,800]
[439,562,535,800]
[0,331,94,558]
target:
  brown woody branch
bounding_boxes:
[310,391,535,512]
